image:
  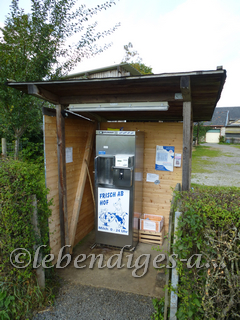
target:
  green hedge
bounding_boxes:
[0,159,52,319]
[173,186,240,320]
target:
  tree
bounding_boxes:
[121,42,152,75]
[130,62,152,75]
[193,122,210,145]
[0,0,120,158]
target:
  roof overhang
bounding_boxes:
[7,69,226,122]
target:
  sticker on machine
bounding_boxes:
[97,187,130,235]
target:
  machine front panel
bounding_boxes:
[97,187,130,236]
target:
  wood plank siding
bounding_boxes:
[44,117,183,256]
[44,115,95,259]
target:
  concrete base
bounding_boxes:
[57,230,168,298]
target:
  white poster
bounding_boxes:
[146,173,159,183]
[155,146,175,172]
[98,187,130,235]
[65,147,73,163]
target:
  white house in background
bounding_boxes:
[204,107,240,143]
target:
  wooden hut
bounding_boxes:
[7,64,226,258]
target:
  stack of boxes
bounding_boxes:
[139,214,165,245]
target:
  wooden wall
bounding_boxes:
[100,122,183,233]
[44,115,95,258]
[44,116,183,256]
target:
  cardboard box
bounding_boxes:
[140,214,164,232]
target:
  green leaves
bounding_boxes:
[151,297,164,320]
[1,0,120,81]
[0,159,52,319]
[0,0,120,158]
[0,290,15,320]
[172,186,240,319]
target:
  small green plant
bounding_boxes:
[151,297,165,320]
[0,290,15,320]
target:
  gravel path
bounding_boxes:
[34,282,155,320]
[191,143,240,186]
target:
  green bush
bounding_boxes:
[0,159,53,319]
[151,297,164,320]
[19,141,44,168]
[172,186,240,319]
[219,135,225,143]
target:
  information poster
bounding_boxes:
[155,146,175,172]
[98,187,130,235]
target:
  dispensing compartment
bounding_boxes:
[112,167,133,187]
[95,156,115,186]
[112,154,134,187]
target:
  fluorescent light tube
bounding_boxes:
[68,102,169,112]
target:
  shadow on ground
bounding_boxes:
[57,230,168,298]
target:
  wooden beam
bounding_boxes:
[83,112,108,122]
[28,84,59,104]
[56,105,69,249]
[180,76,191,101]
[59,93,181,105]
[182,102,192,191]
[69,124,95,252]
[42,107,56,117]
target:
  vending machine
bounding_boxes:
[95,130,144,248]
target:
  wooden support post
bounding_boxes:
[1,138,7,157]
[182,102,192,191]
[56,105,69,249]
[69,125,95,253]
[32,195,45,289]
[180,76,191,101]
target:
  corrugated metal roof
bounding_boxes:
[64,63,142,79]
[203,107,240,126]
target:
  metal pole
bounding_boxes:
[1,138,7,157]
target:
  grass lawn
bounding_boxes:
[191,145,222,173]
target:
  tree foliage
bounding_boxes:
[193,122,210,145]
[121,42,152,75]
[131,62,153,75]
[0,0,120,158]
[1,0,120,80]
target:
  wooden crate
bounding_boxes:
[139,228,165,246]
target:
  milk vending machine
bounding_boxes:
[95,130,144,248]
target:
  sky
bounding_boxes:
[0,0,240,107]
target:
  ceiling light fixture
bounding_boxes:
[68,102,169,112]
